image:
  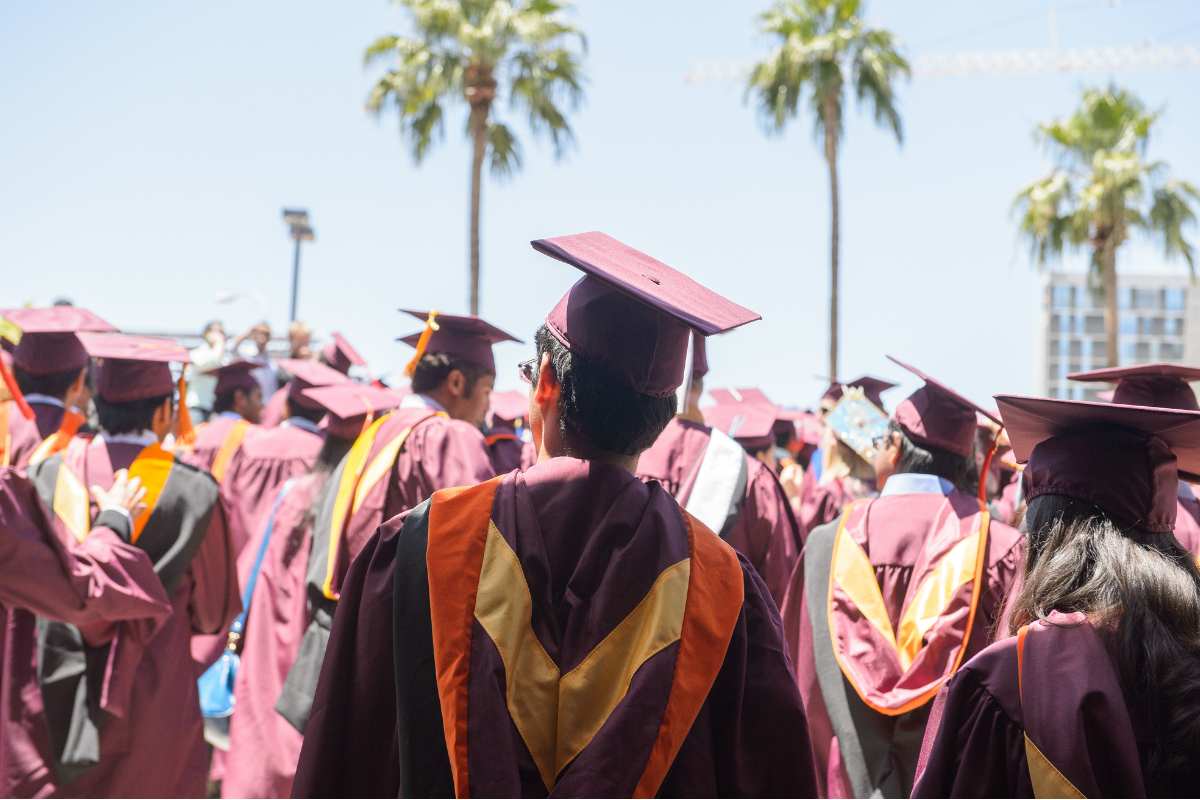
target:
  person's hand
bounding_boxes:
[779,462,804,503]
[91,469,148,519]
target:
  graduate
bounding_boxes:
[273,310,504,735]
[913,396,1200,798]
[795,376,896,537]
[14,332,240,797]
[0,307,115,468]
[1068,362,1200,555]
[293,231,818,797]
[217,384,401,799]
[181,360,263,478]
[260,332,365,428]
[778,357,1022,799]
[637,338,802,607]
[486,389,530,474]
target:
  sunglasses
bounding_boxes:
[518,357,538,385]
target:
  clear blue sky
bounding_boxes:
[2,0,1198,410]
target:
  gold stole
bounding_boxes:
[28,407,87,466]
[210,419,251,483]
[53,442,175,543]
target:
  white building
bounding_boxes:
[1036,272,1200,399]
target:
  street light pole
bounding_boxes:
[282,209,314,323]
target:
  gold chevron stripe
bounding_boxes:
[895,530,981,669]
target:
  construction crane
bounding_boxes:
[685,7,1200,82]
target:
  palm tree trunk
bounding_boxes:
[469,107,488,316]
[823,96,840,381]
[1101,239,1119,368]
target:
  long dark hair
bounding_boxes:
[281,432,356,566]
[1009,493,1200,794]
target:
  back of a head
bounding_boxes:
[534,325,675,457]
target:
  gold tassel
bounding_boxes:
[402,310,440,378]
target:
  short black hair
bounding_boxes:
[12,365,84,401]
[888,419,977,495]
[533,325,676,457]
[212,387,252,415]
[410,353,491,396]
[286,398,326,425]
[95,394,173,436]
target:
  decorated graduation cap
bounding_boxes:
[826,387,890,462]
[1068,363,1200,412]
[399,310,521,377]
[276,358,349,411]
[997,394,1200,533]
[490,389,530,423]
[321,332,366,375]
[821,375,897,409]
[702,402,780,451]
[532,232,761,397]
[205,361,261,397]
[1,307,116,376]
[888,356,999,458]
[301,383,402,438]
[77,332,191,403]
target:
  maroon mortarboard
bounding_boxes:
[691,335,709,380]
[399,310,522,376]
[301,384,402,438]
[888,356,999,458]
[2,307,116,376]
[997,394,1200,532]
[709,388,773,406]
[532,232,760,397]
[276,358,350,410]
[321,332,366,375]
[77,332,191,403]
[702,402,780,451]
[796,409,824,446]
[489,390,530,422]
[205,361,262,396]
[820,375,897,408]
[1068,363,1200,412]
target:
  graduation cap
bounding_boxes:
[709,388,773,405]
[888,356,999,459]
[820,375,897,409]
[826,388,890,461]
[301,383,402,438]
[77,332,191,403]
[997,394,1200,533]
[532,232,760,397]
[1068,363,1200,412]
[321,332,366,375]
[276,358,350,410]
[489,389,530,423]
[204,361,261,397]
[1,307,116,376]
[399,310,522,376]
[702,402,779,451]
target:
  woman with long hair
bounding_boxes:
[913,395,1200,798]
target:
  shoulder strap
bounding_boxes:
[683,428,749,538]
[229,477,298,645]
[211,419,251,483]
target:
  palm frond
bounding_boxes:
[1147,180,1200,274]
[487,120,523,178]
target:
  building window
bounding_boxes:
[1068,340,1083,357]
[1119,314,1137,335]
[1160,343,1184,360]
[1118,287,1132,310]
[1052,286,1073,309]
[1135,342,1152,360]
[1166,288,1185,311]
[1120,342,1136,360]
[1132,289,1161,310]
[1091,340,1107,362]
[1084,315,1104,334]
[1165,317,1184,336]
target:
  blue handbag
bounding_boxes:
[198,478,296,749]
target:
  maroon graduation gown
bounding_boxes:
[637,417,802,607]
[219,473,325,799]
[10,436,240,797]
[913,611,1147,797]
[181,413,244,476]
[778,483,1022,798]
[3,400,45,470]
[259,384,288,428]
[293,458,819,797]
[486,421,524,475]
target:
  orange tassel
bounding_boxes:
[0,356,34,421]
[402,310,440,378]
[176,367,196,446]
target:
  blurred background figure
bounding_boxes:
[188,321,228,422]
[233,322,277,405]
[288,321,312,360]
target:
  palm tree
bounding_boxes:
[365,0,585,315]
[1015,85,1199,368]
[746,0,907,381]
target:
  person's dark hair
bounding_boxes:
[410,353,490,396]
[282,433,357,567]
[12,365,84,401]
[212,387,250,415]
[887,420,977,495]
[95,394,172,435]
[313,433,355,475]
[1011,493,1200,794]
[286,400,326,425]
[533,325,676,456]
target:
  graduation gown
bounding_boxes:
[486,420,524,475]
[259,383,288,429]
[219,473,325,799]
[636,417,802,607]
[1173,482,1200,556]
[12,435,241,797]
[273,407,495,735]
[292,458,819,797]
[912,611,1147,798]
[778,477,1022,798]
[181,413,250,480]
[2,400,45,470]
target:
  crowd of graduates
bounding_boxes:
[3,232,1200,798]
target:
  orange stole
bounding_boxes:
[485,432,518,446]
[126,443,175,542]
[0,401,9,467]
[210,419,251,483]
[28,407,87,466]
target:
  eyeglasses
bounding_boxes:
[518,357,538,385]
[872,433,893,450]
